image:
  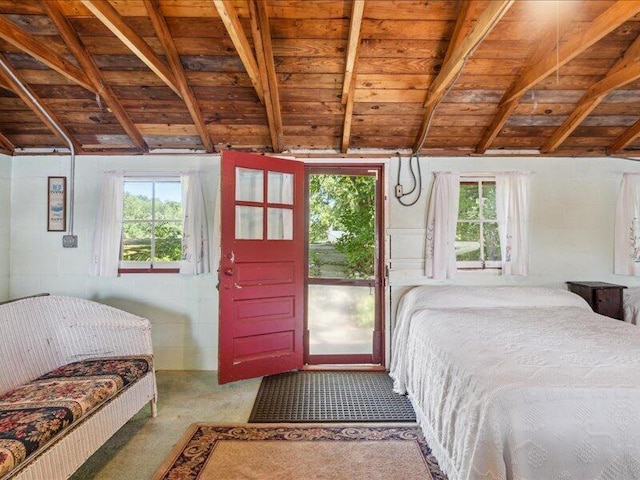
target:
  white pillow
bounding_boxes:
[400,285,591,312]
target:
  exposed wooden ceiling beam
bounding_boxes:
[608,117,640,154]
[0,75,13,92]
[341,0,365,104]
[0,130,14,154]
[423,0,513,109]
[0,52,82,152]
[505,0,640,103]
[249,0,283,152]
[0,14,96,93]
[611,114,640,153]
[442,0,474,66]
[474,1,635,154]
[81,0,182,98]
[144,0,214,153]
[44,1,148,153]
[543,34,640,153]
[340,0,365,153]
[213,0,265,105]
[341,80,356,154]
[414,0,512,152]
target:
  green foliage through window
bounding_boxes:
[456,181,500,265]
[308,174,375,279]
[121,180,183,264]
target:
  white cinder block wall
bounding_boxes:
[388,155,640,288]
[5,153,640,370]
[0,154,10,301]
[9,154,220,370]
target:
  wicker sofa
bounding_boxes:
[0,295,157,480]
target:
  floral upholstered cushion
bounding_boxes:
[38,356,151,388]
[0,356,152,477]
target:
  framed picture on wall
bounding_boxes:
[47,176,66,232]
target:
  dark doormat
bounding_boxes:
[248,371,416,423]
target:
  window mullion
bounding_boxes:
[151,180,156,267]
[478,181,485,265]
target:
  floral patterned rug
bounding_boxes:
[153,424,448,480]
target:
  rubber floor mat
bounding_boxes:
[248,371,416,423]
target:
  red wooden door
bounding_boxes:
[218,151,304,384]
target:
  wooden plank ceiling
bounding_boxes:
[2,0,640,157]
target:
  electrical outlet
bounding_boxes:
[395,184,403,197]
[62,235,78,248]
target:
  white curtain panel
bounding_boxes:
[425,172,460,279]
[89,173,123,277]
[495,172,531,276]
[181,173,210,275]
[614,173,640,276]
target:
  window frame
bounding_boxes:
[118,176,183,274]
[456,174,501,271]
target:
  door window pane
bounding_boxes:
[267,207,293,240]
[236,167,263,202]
[308,284,374,355]
[268,171,294,205]
[308,174,375,279]
[235,206,263,239]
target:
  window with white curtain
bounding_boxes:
[120,177,183,272]
[90,172,210,277]
[455,176,501,270]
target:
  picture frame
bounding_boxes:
[47,176,66,232]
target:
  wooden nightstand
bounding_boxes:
[566,281,627,320]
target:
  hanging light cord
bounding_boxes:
[395,151,422,207]
[395,1,512,207]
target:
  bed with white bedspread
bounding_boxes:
[390,286,640,480]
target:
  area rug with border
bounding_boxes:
[152,423,448,480]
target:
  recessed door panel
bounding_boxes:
[235,261,294,286]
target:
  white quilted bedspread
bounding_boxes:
[390,288,640,480]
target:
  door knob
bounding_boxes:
[224,267,234,276]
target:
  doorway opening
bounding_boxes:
[304,165,384,366]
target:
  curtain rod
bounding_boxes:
[104,170,211,176]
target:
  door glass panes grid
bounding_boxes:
[456,180,500,268]
[235,167,293,240]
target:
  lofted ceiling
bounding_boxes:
[1,0,640,157]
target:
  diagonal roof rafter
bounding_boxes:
[0,129,14,154]
[476,0,640,154]
[144,0,215,153]
[609,118,640,153]
[0,52,82,152]
[340,0,365,154]
[213,0,265,105]
[81,0,182,98]
[43,0,148,153]
[249,0,284,152]
[413,0,514,152]
[0,14,96,93]
[543,32,640,153]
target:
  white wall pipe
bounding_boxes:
[0,56,76,245]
